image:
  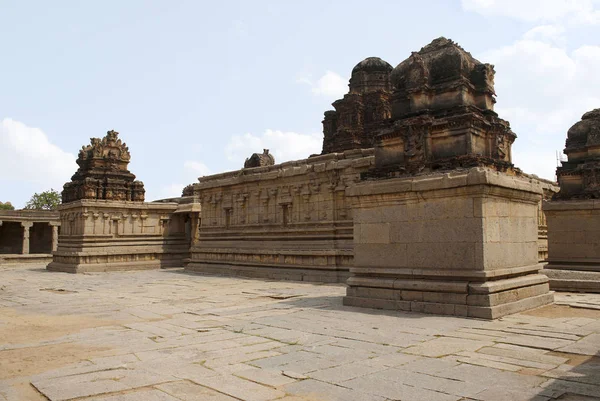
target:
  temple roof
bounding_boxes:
[351,57,393,74]
[565,108,600,153]
[390,37,495,97]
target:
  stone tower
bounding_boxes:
[555,109,600,199]
[61,130,145,203]
[322,57,393,154]
[374,37,515,172]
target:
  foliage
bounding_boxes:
[0,201,15,210]
[24,189,61,210]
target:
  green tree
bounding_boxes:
[24,189,61,210]
[0,201,15,210]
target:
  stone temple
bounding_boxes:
[6,37,600,401]
[3,37,599,321]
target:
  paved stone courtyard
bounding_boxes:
[1,267,600,401]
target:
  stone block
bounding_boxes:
[345,167,551,319]
[353,243,408,268]
[545,200,600,292]
[359,223,390,244]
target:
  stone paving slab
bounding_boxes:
[1,266,600,400]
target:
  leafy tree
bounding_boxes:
[0,201,15,210]
[24,189,61,210]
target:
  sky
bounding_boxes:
[1,0,599,208]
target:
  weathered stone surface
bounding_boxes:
[322,57,393,155]
[244,149,275,169]
[371,37,515,173]
[543,199,600,292]
[185,149,374,282]
[47,200,190,273]
[3,267,600,400]
[556,109,600,200]
[345,167,553,318]
[62,130,145,203]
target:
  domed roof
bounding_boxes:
[351,57,393,74]
[565,108,600,152]
[390,37,493,93]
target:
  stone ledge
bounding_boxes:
[468,272,548,294]
[348,264,541,280]
[347,167,543,199]
[344,292,554,319]
[543,199,599,211]
[186,262,349,283]
[59,199,180,211]
[543,268,600,293]
[47,259,183,273]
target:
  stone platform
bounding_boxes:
[344,167,554,319]
[47,200,190,273]
[1,266,600,401]
[0,253,52,267]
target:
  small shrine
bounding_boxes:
[372,37,515,173]
[61,130,145,203]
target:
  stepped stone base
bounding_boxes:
[542,268,600,293]
[186,262,350,283]
[544,200,600,293]
[0,254,53,267]
[47,253,185,273]
[344,268,553,319]
[344,167,554,319]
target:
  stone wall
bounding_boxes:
[543,200,600,292]
[48,200,190,273]
[186,149,374,282]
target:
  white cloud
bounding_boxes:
[298,71,348,98]
[184,160,211,177]
[523,25,566,47]
[479,33,600,180]
[149,160,212,201]
[226,129,322,166]
[462,0,600,24]
[0,118,76,191]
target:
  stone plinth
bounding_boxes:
[47,200,189,273]
[344,167,553,319]
[185,149,374,283]
[543,200,600,292]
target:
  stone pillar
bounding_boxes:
[21,222,33,255]
[49,223,59,252]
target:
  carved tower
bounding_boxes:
[62,130,145,203]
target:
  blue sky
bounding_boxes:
[1,0,599,207]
